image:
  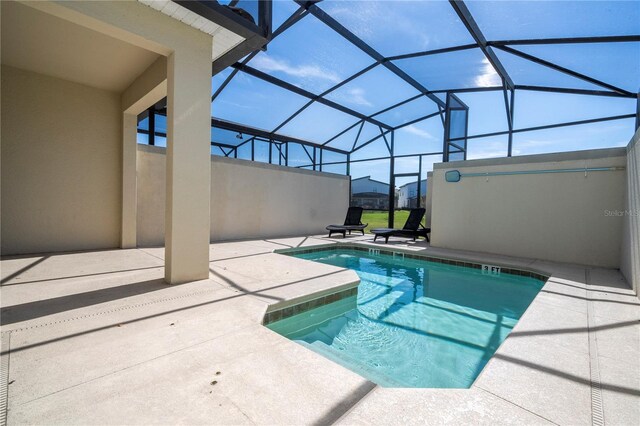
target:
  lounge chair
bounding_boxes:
[371,208,430,243]
[326,207,368,238]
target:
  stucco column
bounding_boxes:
[165,49,212,284]
[121,113,138,248]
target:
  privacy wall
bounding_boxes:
[137,145,350,246]
[621,129,639,296]
[1,66,122,255]
[430,148,627,268]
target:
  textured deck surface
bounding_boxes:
[1,235,638,425]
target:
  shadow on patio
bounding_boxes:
[1,278,169,325]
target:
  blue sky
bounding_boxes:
[207,0,640,184]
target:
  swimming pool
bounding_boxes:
[267,248,545,388]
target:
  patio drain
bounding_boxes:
[586,270,605,426]
[0,332,10,426]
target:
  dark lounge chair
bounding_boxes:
[326,207,368,238]
[371,208,430,243]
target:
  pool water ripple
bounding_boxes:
[268,249,543,388]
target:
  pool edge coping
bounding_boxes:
[263,241,551,327]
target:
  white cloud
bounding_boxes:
[252,54,341,84]
[325,2,433,51]
[400,124,438,141]
[474,57,502,87]
[346,88,372,107]
[330,87,373,108]
[325,5,378,40]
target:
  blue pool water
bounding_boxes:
[267,249,544,388]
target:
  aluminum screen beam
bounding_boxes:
[636,92,640,131]
[323,120,362,147]
[212,5,310,100]
[232,63,392,130]
[297,1,446,108]
[448,113,635,142]
[507,89,515,156]
[496,45,633,97]
[488,35,640,47]
[515,85,636,99]
[272,62,380,134]
[449,0,515,90]
[370,95,423,119]
[211,117,349,155]
[393,111,442,131]
[207,1,638,162]
[386,44,478,61]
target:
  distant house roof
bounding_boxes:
[352,175,390,186]
[398,179,427,189]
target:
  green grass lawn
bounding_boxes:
[361,210,410,233]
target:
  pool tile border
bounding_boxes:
[264,243,549,325]
[277,244,549,282]
[263,286,358,325]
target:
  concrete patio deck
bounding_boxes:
[1,235,638,425]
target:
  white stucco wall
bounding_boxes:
[1,65,122,255]
[136,145,350,246]
[620,129,639,296]
[22,0,220,283]
[137,146,167,247]
[430,148,628,268]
